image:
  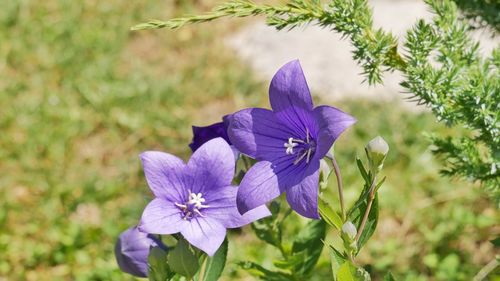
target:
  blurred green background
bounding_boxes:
[0,0,497,280]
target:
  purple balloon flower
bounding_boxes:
[227,60,356,219]
[138,138,270,256]
[115,226,166,278]
[189,117,231,152]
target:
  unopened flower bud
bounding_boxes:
[114,226,167,278]
[366,136,389,173]
[319,159,331,189]
[342,221,357,241]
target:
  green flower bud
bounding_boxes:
[366,136,389,174]
[319,159,331,190]
[341,221,357,241]
[341,221,358,254]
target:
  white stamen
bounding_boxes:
[306,147,312,163]
[175,190,210,219]
[175,203,187,209]
[193,209,205,217]
[288,129,315,165]
[293,150,308,165]
[284,137,299,155]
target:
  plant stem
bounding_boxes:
[326,153,346,221]
[198,256,208,281]
[354,176,377,242]
[473,258,499,281]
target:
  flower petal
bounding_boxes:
[285,160,321,219]
[227,108,295,161]
[187,138,235,194]
[204,185,271,228]
[237,160,306,214]
[189,122,231,152]
[313,105,356,158]
[139,198,188,235]
[115,226,165,278]
[269,60,316,136]
[181,217,226,256]
[140,151,187,202]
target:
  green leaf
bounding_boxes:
[291,220,326,276]
[272,254,303,269]
[198,238,228,281]
[251,201,282,249]
[356,158,370,183]
[328,243,347,281]
[347,177,385,252]
[238,261,293,281]
[337,262,360,281]
[168,238,200,278]
[490,236,500,248]
[319,196,343,230]
[337,262,371,281]
[148,246,174,281]
[383,272,396,281]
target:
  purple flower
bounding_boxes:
[114,226,166,278]
[227,60,356,219]
[138,138,270,256]
[189,116,232,152]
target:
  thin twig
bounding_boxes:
[354,176,377,242]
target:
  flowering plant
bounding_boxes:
[115,60,391,280]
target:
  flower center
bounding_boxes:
[175,190,210,220]
[283,128,316,165]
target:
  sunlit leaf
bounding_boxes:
[319,196,343,230]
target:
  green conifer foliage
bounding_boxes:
[133,0,499,201]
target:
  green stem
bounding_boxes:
[354,176,377,242]
[326,153,346,221]
[473,258,499,281]
[198,256,208,281]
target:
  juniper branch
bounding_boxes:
[133,0,500,200]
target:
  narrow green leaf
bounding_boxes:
[383,272,396,281]
[168,238,199,278]
[273,254,303,269]
[351,194,379,251]
[319,196,343,230]
[291,220,326,276]
[356,158,370,183]
[199,238,228,281]
[374,176,387,193]
[328,243,347,281]
[238,261,293,281]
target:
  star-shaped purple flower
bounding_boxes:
[227,60,356,219]
[138,138,270,256]
[115,226,166,278]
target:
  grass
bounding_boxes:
[0,0,497,280]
